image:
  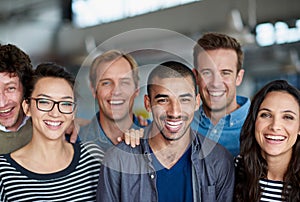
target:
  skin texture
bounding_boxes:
[0,73,24,131]
[145,76,200,168]
[23,77,75,141]
[255,91,300,165]
[194,49,244,124]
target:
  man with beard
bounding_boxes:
[192,33,250,156]
[96,61,234,202]
[79,50,149,151]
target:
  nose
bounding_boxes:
[112,83,122,96]
[268,116,282,131]
[168,99,182,118]
[48,103,60,117]
[210,72,223,87]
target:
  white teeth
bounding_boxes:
[44,121,61,126]
[166,121,182,126]
[109,100,124,105]
[209,91,224,97]
[0,108,12,113]
[265,135,285,141]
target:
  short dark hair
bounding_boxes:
[193,32,244,73]
[147,61,197,96]
[25,62,75,100]
[0,44,33,98]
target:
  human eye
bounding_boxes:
[221,70,232,76]
[157,98,168,104]
[258,112,271,118]
[6,85,16,93]
[283,114,295,120]
[200,70,212,77]
[180,97,192,103]
[100,80,112,86]
[60,101,73,107]
[37,99,52,106]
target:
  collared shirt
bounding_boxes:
[0,116,30,132]
[96,125,235,202]
[79,112,150,152]
[191,96,250,157]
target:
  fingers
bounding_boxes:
[123,128,144,148]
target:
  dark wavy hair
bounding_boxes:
[0,44,33,98]
[234,80,300,201]
[24,62,76,100]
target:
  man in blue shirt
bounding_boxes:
[97,61,234,202]
[192,33,250,156]
[79,50,149,151]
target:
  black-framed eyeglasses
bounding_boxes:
[29,97,76,114]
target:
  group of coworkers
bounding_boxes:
[0,32,299,202]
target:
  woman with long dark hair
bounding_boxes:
[234,80,300,201]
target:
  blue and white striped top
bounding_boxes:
[259,178,286,202]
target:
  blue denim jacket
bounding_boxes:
[96,125,235,202]
[79,112,149,152]
[191,96,250,157]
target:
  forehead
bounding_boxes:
[197,49,237,70]
[33,77,73,97]
[150,76,195,97]
[96,57,133,80]
[261,91,299,110]
[0,72,21,84]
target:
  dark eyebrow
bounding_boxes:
[259,108,297,115]
[179,93,193,98]
[36,94,74,100]
[154,93,193,99]
[154,94,168,99]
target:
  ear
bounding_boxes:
[236,69,245,86]
[192,68,199,81]
[22,99,31,117]
[144,95,151,112]
[195,93,201,111]
[89,82,97,98]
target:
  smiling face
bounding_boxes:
[93,57,139,122]
[145,76,200,141]
[23,77,75,140]
[255,91,300,160]
[196,49,244,114]
[0,72,24,131]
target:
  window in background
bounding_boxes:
[72,0,199,28]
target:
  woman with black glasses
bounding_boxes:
[0,62,105,201]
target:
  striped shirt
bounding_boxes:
[0,142,104,202]
[259,178,286,202]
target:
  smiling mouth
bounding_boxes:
[109,100,125,105]
[0,108,13,116]
[208,91,225,97]
[165,120,183,132]
[44,121,62,127]
[265,135,286,141]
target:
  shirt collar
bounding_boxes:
[0,116,30,132]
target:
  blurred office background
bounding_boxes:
[1,0,299,119]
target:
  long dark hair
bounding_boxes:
[234,80,300,201]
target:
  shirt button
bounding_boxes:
[230,122,234,126]
[150,174,155,179]
[213,129,217,133]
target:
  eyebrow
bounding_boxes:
[154,93,193,99]
[36,94,74,100]
[259,108,297,115]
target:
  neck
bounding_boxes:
[99,113,134,145]
[203,102,240,125]
[149,128,191,169]
[265,154,291,181]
